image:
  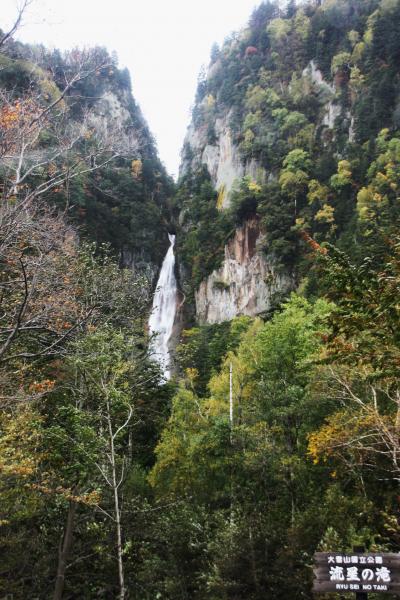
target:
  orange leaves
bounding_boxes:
[47,162,57,177]
[299,230,328,254]
[0,94,44,170]
[245,46,258,57]
[28,379,56,394]
[0,96,41,135]
[0,205,90,370]
[28,483,101,506]
[308,405,393,471]
[0,102,21,130]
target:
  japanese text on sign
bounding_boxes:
[313,552,400,595]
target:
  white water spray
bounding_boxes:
[148,234,177,379]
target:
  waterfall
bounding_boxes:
[148,234,177,379]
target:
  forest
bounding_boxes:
[1,0,400,598]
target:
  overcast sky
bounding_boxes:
[2,0,262,177]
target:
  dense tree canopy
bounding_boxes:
[2,0,400,597]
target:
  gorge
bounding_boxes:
[2,0,400,598]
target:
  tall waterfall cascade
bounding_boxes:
[148,234,177,379]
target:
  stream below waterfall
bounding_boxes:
[148,234,177,379]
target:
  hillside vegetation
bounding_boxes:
[176,0,400,293]
[1,0,400,598]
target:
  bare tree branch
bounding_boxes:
[0,0,32,50]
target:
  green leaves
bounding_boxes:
[316,240,400,380]
[177,168,235,293]
[149,295,339,597]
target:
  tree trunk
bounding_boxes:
[107,403,125,600]
[249,526,261,594]
[113,471,125,600]
[54,500,77,600]
[394,390,400,474]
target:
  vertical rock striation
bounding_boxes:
[195,218,293,324]
[181,112,265,209]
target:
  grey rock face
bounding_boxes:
[195,218,294,324]
[181,112,265,207]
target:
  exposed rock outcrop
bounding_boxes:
[195,218,293,324]
[302,60,354,139]
[181,112,265,208]
[179,56,352,325]
[88,88,148,155]
[120,247,159,282]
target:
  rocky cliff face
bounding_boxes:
[176,0,391,326]
[181,111,265,208]
[179,61,338,325]
[181,58,346,212]
[195,218,293,324]
[88,89,141,153]
[302,60,353,141]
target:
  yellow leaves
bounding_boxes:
[356,134,399,220]
[348,30,360,47]
[377,127,390,149]
[308,419,339,464]
[279,169,309,197]
[267,18,291,43]
[308,406,393,468]
[357,186,375,220]
[337,160,352,179]
[349,65,365,92]
[315,203,335,224]
[216,184,226,210]
[331,51,352,76]
[131,158,143,179]
[248,181,261,194]
[84,489,101,505]
[244,128,255,143]
[330,160,353,190]
[307,179,329,205]
[0,407,44,480]
[185,368,198,386]
[83,129,93,140]
[2,463,36,477]
[206,94,215,109]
